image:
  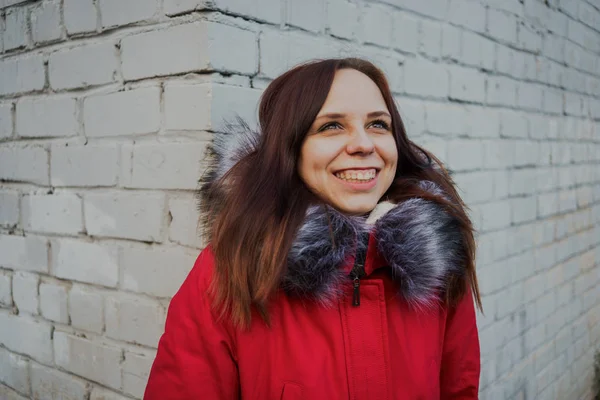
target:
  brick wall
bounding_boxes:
[0,0,598,399]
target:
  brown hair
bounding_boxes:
[203,58,481,328]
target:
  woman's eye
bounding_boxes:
[370,119,390,130]
[320,122,342,131]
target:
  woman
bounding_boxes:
[144,58,481,399]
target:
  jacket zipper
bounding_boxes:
[350,233,369,307]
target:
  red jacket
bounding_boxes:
[145,236,480,399]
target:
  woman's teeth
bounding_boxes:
[334,169,377,182]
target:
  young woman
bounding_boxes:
[144,58,482,399]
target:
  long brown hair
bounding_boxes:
[202,58,481,328]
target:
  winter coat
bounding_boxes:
[144,124,480,400]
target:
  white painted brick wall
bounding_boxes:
[39,281,69,324]
[16,96,78,138]
[30,363,89,400]
[68,284,104,334]
[49,43,118,90]
[22,193,83,235]
[1,1,599,399]
[83,87,160,137]
[63,0,97,35]
[12,271,39,315]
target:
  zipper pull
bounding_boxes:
[352,277,361,307]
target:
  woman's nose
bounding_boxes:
[346,127,375,155]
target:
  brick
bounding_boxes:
[403,57,448,98]
[481,200,512,231]
[54,331,122,389]
[64,0,97,34]
[517,83,544,111]
[51,144,119,187]
[441,25,461,61]
[287,0,323,33]
[0,55,45,96]
[465,107,500,138]
[16,96,78,138]
[84,192,164,241]
[0,235,48,273]
[0,271,11,306]
[358,4,392,47]
[90,387,130,400]
[39,281,68,324]
[509,169,537,196]
[0,145,49,185]
[121,141,207,190]
[163,82,210,131]
[495,44,518,77]
[121,245,196,297]
[13,271,38,315]
[84,86,160,137]
[122,351,155,398]
[482,139,514,169]
[511,196,537,224]
[460,31,495,71]
[326,0,358,40]
[425,102,468,136]
[22,194,83,235]
[517,23,542,53]
[447,140,484,171]
[514,140,539,167]
[166,0,280,23]
[210,83,261,131]
[0,0,30,8]
[500,111,528,138]
[0,190,18,227]
[168,195,201,247]
[448,0,486,33]
[448,65,485,103]
[105,294,165,347]
[4,7,28,50]
[0,312,53,363]
[543,88,563,114]
[31,363,89,400]
[49,43,118,90]
[397,98,425,137]
[487,9,517,44]
[391,11,419,54]
[121,23,252,80]
[69,285,104,334]
[31,0,62,44]
[259,29,334,79]
[52,239,118,287]
[418,20,441,58]
[455,171,495,204]
[0,348,30,395]
[543,35,564,66]
[99,0,159,28]
[389,0,448,19]
[0,103,12,139]
[537,192,559,217]
[578,1,600,31]
[486,76,517,106]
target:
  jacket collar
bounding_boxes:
[200,118,466,309]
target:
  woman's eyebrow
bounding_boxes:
[314,111,392,120]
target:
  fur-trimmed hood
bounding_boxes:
[199,119,467,308]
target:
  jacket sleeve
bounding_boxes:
[439,287,481,399]
[144,248,239,399]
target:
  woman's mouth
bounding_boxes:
[333,168,378,183]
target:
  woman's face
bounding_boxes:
[298,69,398,215]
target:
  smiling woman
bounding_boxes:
[144,58,482,400]
[299,69,398,215]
